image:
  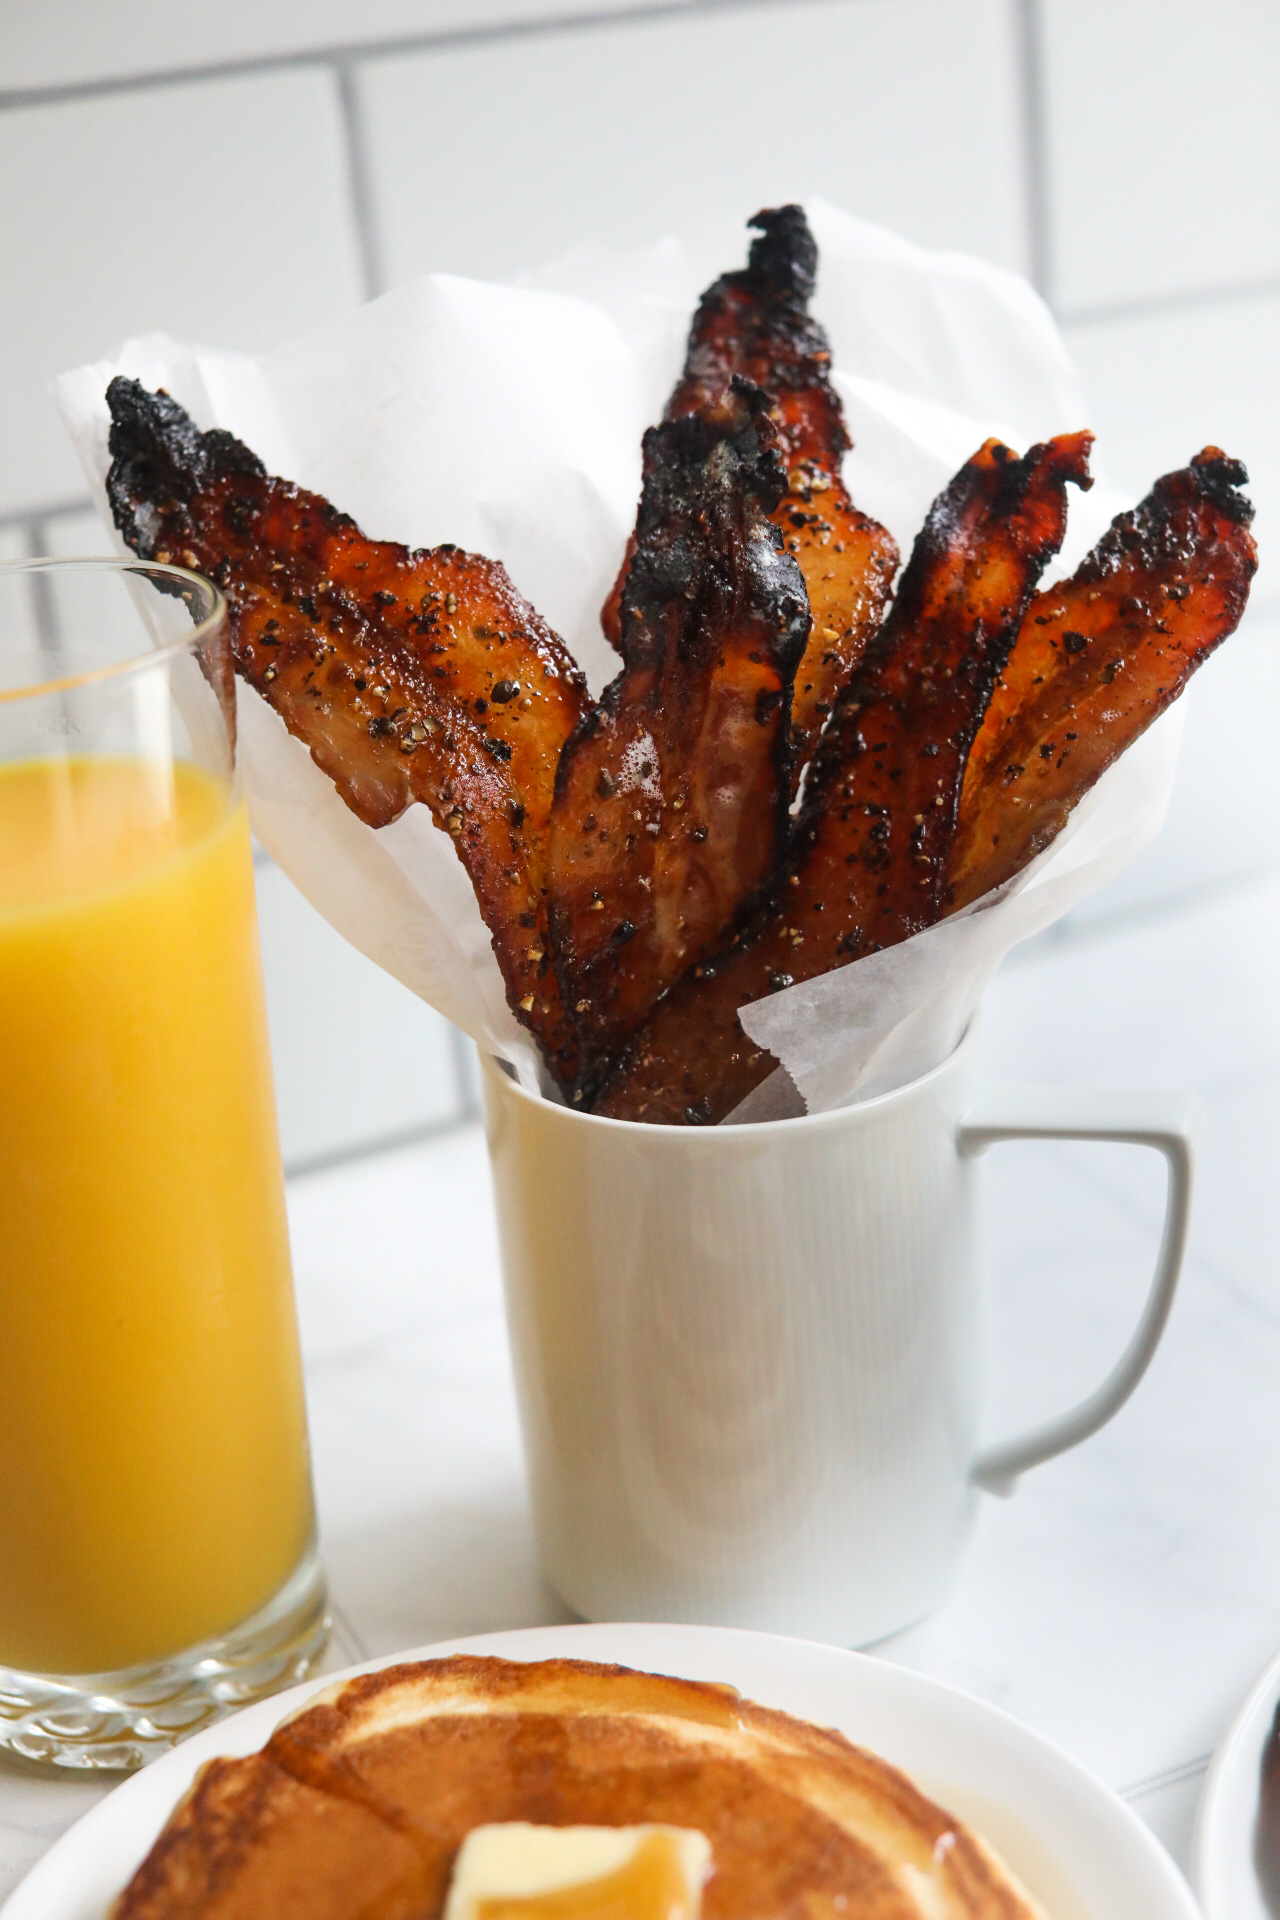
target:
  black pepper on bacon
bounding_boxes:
[104,376,590,1087]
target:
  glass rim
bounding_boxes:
[0,555,226,707]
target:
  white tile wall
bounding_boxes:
[6,16,1280,1886]
[253,860,468,1170]
[996,871,1280,1101]
[988,893,1280,1387]
[39,508,113,560]
[0,66,364,514]
[0,0,695,93]
[38,504,162,666]
[360,0,1030,288]
[0,528,39,656]
[1065,292,1280,606]
[3,0,1278,1166]
[1038,0,1280,936]
[1041,0,1280,317]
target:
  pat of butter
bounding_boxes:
[444,1824,711,1920]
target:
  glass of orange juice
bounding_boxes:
[0,556,328,1769]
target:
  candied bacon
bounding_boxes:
[105,377,589,1086]
[791,431,1094,957]
[603,206,899,788]
[594,431,1093,1124]
[950,448,1257,907]
[99,381,1258,1128]
[548,381,810,1082]
[599,529,635,655]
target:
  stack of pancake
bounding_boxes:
[112,1655,1042,1919]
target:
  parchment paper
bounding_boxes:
[54,200,1176,1113]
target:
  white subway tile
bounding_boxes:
[360,0,1030,290]
[1065,292,1279,605]
[0,528,40,661]
[254,856,464,1170]
[288,1126,500,1365]
[2,0,694,93]
[0,67,364,517]
[36,507,145,660]
[989,871,1280,1099]
[2,515,143,691]
[983,873,1280,1326]
[1041,0,1280,315]
[41,507,111,556]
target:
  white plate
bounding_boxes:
[1194,1641,1280,1920]
[2,1622,1195,1920]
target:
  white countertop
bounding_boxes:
[4,858,1280,1904]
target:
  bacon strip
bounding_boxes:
[548,381,810,1082]
[105,377,590,1087]
[950,448,1257,908]
[604,206,899,787]
[594,432,1093,1123]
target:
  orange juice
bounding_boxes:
[0,756,314,1676]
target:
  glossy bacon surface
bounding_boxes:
[548,381,810,1080]
[105,376,590,1086]
[595,431,1093,1123]
[950,448,1257,908]
[791,431,1095,957]
[604,207,899,785]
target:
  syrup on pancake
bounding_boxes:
[111,1656,1043,1920]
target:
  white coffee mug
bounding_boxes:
[482,1020,1197,1646]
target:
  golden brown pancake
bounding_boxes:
[112,1656,1042,1920]
[112,1749,425,1920]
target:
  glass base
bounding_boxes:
[0,1546,330,1771]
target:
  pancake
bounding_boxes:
[112,1656,1043,1920]
[112,1749,426,1920]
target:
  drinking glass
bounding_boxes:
[0,558,328,1769]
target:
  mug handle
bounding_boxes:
[957,1086,1201,1498]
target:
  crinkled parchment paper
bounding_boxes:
[55,200,1178,1113]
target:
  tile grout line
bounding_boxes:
[0,497,90,535]
[284,1107,479,1185]
[0,0,811,113]
[332,59,388,304]
[0,7,1274,375]
[3,0,1278,517]
[1120,1751,1212,1800]
[1061,270,1280,331]
[326,1595,371,1663]
[1012,0,1051,306]
[21,521,61,653]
